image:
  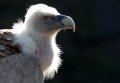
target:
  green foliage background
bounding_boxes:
[0,0,119,83]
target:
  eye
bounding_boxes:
[42,16,48,21]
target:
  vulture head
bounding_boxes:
[24,4,75,37]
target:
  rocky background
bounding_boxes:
[0,0,119,83]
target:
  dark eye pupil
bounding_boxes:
[43,16,48,21]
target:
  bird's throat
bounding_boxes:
[35,40,54,71]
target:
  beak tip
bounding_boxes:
[72,23,76,32]
[73,28,75,32]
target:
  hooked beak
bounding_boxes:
[56,15,76,32]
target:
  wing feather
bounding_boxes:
[0,30,44,83]
[0,29,21,58]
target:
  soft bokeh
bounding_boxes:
[0,0,119,83]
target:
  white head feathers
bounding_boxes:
[25,4,59,22]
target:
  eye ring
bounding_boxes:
[42,16,48,21]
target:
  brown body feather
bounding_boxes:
[0,30,44,83]
[0,29,21,58]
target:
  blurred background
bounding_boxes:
[0,0,119,83]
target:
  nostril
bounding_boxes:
[56,15,65,22]
[57,16,62,22]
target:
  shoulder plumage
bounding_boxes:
[0,29,21,58]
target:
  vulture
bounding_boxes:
[0,4,75,83]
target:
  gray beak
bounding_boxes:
[56,15,76,32]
